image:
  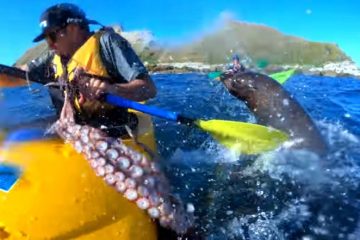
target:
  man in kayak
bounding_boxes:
[21,4,203,239]
[225,54,246,74]
[24,3,156,137]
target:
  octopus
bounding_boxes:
[48,83,194,234]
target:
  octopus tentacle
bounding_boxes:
[50,91,193,234]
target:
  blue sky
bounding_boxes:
[0,0,359,66]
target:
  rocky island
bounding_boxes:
[15,19,360,78]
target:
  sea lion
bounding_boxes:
[220,71,327,155]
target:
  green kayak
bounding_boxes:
[208,69,296,85]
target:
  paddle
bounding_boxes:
[269,69,296,84]
[0,65,36,88]
[0,64,288,154]
[207,69,296,84]
[207,71,222,80]
[106,95,288,154]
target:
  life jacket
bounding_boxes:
[52,30,137,137]
[52,31,108,80]
[52,30,109,110]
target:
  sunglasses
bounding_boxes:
[46,27,67,43]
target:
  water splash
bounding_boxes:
[162,117,360,239]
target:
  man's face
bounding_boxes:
[45,25,75,57]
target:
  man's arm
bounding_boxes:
[98,30,156,102]
[106,74,156,101]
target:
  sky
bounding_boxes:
[0,0,359,66]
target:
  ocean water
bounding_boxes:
[1,73,360,239]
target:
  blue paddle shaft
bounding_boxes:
[105,94,179,121]
[0,64,192,124]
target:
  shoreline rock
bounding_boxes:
[307,61,360,77]
[146,61,360,78]
[146,62,224,73]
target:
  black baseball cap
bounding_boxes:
[33,3,99,42]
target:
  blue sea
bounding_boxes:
[1,73,360,239]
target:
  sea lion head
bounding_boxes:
[220,72,257,102]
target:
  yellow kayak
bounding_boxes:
[0,112,157,240]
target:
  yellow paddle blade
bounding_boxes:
[195,119,288,155]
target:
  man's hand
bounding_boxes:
[73,68,110,104]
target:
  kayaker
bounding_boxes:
[23,3,156,138]
[225,53,246,74]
